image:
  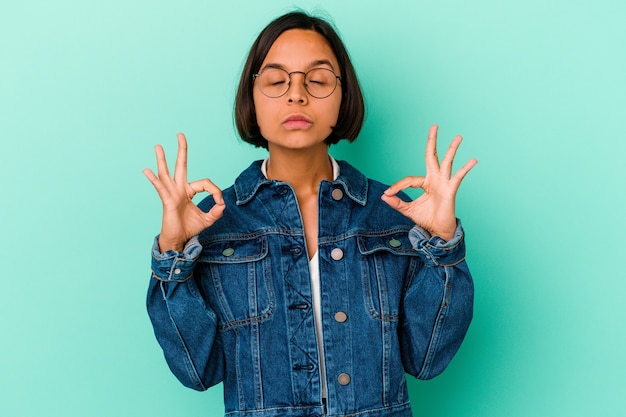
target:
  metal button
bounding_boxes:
[174,268,181,275]
[334,311,347,323]
[222,248,235,257]
[331,188,344,201]
[338,373,351,385]
[389,238,402,248]
[331,248,344,261]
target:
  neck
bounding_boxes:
[266,144,332,196]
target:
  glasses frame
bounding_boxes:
[252,67,342,99]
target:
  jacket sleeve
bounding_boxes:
[147,235,225,390]
[400,220,474,380]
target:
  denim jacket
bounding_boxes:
[147,160,473,417]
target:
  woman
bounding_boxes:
[144,11,477,417]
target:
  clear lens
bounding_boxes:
[304,69,336,98]
[257,68,289,97]
[255,68,338,98]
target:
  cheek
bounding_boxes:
[253,94,272,132]
[330,96,342,125]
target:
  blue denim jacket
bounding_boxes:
[147,160,473,417]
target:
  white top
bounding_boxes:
[261,156,340,398]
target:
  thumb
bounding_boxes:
[381,194,410,216]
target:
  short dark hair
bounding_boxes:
[235,11,365,149]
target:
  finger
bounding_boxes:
[383,176,425,197]
[425,124,440,172]
[450,158,478,185]
[143,168,168,197]
[203,201,226,226]
[154,144,173,183]
[173,133,188,185]
[440,135,463,178]
[211,188,225,205]
[143,167,157,182]
[189,179,224,204]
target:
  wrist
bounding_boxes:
[430,230,454,242]
[427,220,457,242]
[158,236,185,253]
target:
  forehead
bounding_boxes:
[261,29,339,71]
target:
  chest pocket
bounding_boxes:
[357,232,419,321]
[197,235,274,330]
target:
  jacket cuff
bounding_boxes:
[409,219,466,266]
[150,236,202,282]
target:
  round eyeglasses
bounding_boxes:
[253,67,341,99]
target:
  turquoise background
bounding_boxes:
[1,0,624,416]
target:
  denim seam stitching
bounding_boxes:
[417,266,451,379]
[161,281,207,391]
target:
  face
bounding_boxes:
[253,29,342,152]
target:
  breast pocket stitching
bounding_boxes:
[198,235,274,330]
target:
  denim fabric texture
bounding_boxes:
[147,160,474,417]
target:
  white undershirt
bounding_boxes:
[261,156,340,398]
[308,250,326,397]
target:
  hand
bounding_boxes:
[381,125,477,241]
[143,133,226,252]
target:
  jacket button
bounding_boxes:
[331,188,344,201]
[334,311,347,323]
[222,248,235,257]
[389,238,402,248]
[331,248,344,260]
[338,373,351,385]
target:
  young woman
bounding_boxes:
[144,11,477,417]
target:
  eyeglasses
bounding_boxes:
[253,67,341,99]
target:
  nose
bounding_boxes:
[286,71,308,104]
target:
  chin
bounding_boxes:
[267,132,330,151]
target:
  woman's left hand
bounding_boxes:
[381,125,477,241]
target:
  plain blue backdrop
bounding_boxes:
[1,0,624,416]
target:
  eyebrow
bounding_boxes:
[261,59,337,72]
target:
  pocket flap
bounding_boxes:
[357,233,417,256]
[200,235,268,263]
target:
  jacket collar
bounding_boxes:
[234,159,368,206]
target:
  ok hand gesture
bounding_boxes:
[381,125,477,241]
[143,133,226,253]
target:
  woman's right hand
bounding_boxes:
[143,133,226,253]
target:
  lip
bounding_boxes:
[282,113,313,129]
